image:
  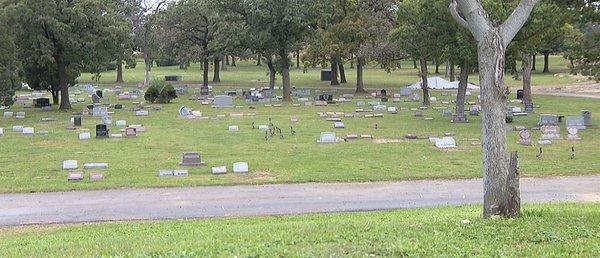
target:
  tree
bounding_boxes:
[112,0,139,84]
[134,0,165,87]
[158,0,225,89]
[391,0,450,106]
[445,19,477,122]
[0,7,20,106]
[8,0,124,110]
[220,0,314,101]
[450,0,538,218]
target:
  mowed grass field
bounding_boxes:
[0,203,598,257]
[0,86,598,193]
[79,55,587,88]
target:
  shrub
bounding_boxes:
[144,79,177,104]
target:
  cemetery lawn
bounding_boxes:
[1,92,599,193]
[0,203,598,256]
[78,55,587,88]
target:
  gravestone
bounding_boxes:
[540,125,561,140]
[317,132,337,143]
[95,90,103,98]
[73,116,82,127]
[0,128,3,136]
[114,104,123,110]
[334,122,345,129]
[212,166,227,174]
[566,116,586,129]
[157,170,173,177]
[409,92,420,102]
[356,101,365,107]
[314,101,328,106]
[79,132,91,140]
[68,173,84,181]
[135,110,149,116]
[165,75,182,82]
[102,116,112,125]
[33,98,50,108]
[538,114,559,126]
[399,87,412,97]
[442,109,453,117]
[233,162,249,173]
[62,160,78,170]
[15,112,25,119]
[452,113,469,123]
[93,106,108,117]
[519,130,532,145]
[470,105,479,116]
[3,111,13,118]
[387,107,398,114]
[320,69,332,81]
[516,89,524,100]
[90,173,104,181]
[179,106,191,117]
[12,125,23,132]
[258,125,269,131]
[524,102,534,113]
[434,137,457,149]
[111,133,123,138]
[92,93,101,104]
[84,163,109,169]
[22,127,34,136]
[180,152,205,166]
[116,120,127,128]
[567,127,581,141]
[214,95,234,108]
[290,117,299,124]
[125,127,137,137]
[373,105,386,111]
[173,170,189,177]
[228,125,239,132]
[581,110,592,126]
[414,110,423,117]
[96,124,109,138]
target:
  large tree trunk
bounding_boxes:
[419,59,431,106]
[542,51,550,73]
[51,89,59,105]
[456,60,469,116]
[356,56,367,94]
[116,58,124,83]
[445,60,451,78]
[267,57,276,89]
[202,58,209,88]
[280,51,292,101]
[450,62,456,81]
[144,57,152,87]
[55,54,71,110]
[331,57,339,86]
[478,31,510,218]
[521,53,533,105]
[339,61,347,84]
[213,58,221,82]
[506,151,521,217]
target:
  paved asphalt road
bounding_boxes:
[1,175,599,226]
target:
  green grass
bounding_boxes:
[0,203,598,257]
[0,89,598,193]
[78,55,588,88]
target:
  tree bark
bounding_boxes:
[532,54,536,71]
[144,57,152,87]
[413,59,417,69]
[435,59,440,74]
[51,90,59,105]
[202,58,209,88]
[542,51,550,73]
[356,56,367,94]
[231,56,236,66]
[445,60,451,78]
[279,50,292,101]
[225,55,230,66]
[267,57,276,89]
[521,53,533,105]
[213,58,221,82]
[339,61,347,84]
[331,56,339,86]
[55,54,71,110]
[450,62,456,81]
[506,151,521,217]
[296,51,300,68]
[419,58,431,106]
[256,54,262,66]
[116,58,124,83]
[456,60,469,116]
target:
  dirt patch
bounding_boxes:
[251,171,276,180]
[532,82,600,99]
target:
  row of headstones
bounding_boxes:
[62,160,107,181]
[158,152,249,176]
[77,125,142,140]
[1,126,44,136]
[3,111,26,119]
[317,131,458,148]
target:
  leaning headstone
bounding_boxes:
[180,152,205,166]
[212,166,227,174]
[84,163,109,169]
[92,93,101,104]
[317,132,337,143]
[518,130,532,145]
[233,162,249,173]
[566,127,581,141]
[435,137,457,149]
[62,160,78,170]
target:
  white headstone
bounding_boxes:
[3,111,13,118]
[79,132,91,140]
[334,122,345,129]
[435,137,457,149]
[212,166,227,174]
[135,110,149,116]
[259,125,269,131]
[229,125,239,132]
[0,128,3,136]
[318,132,337,143]
[233,162,249,173]
[62,160,78,170]
[22,127,34,136]
[12,125,23,132]
[84,163,109,169]
[116,120,127,128]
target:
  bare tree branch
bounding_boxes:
[500,0,539,47]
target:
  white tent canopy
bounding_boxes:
[408,76,479,90]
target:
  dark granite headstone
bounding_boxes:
[95,124,108,139]
[320,69,332,81]
[180,152,205,166]
[73,116,82,127]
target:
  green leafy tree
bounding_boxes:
[0,7,20,106]
[7,0,125,110]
